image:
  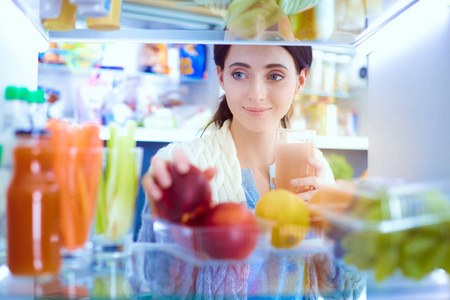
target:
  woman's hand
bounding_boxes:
[292,157,325,201]
[141,149,216,217]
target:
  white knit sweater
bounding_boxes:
[155,120,335,204]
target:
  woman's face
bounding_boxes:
[217,45,306,133]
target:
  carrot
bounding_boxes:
[77,124,103,224]
[75,165,89,244]
[47,121,77,249]
[48,121,104,250]
[64,149,85,250]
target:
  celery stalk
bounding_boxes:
[95,169,107,235]
[104,120,139,240]
[105,122,119,213]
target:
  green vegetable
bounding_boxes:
[95,120,139,241]
[325,153,355,180]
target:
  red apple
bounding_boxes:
[199,203,259,260]
[154,162,212,223]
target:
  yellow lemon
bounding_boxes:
[256,189,310,248]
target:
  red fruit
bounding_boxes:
[154,163,212,224]
[199,203,259,260]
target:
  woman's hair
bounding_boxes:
[206,45,313,131]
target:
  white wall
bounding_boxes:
[367,0,450,181]
[0,0,47,95]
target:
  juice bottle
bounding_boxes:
[6,131,61,276]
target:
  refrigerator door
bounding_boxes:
[362,0,450,181]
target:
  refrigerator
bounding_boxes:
[0,0,449,299]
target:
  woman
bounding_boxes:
[133,45,363,299]
[142,44,334,208]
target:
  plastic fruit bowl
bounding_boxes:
[153,218,270,262]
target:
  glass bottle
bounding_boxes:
[6,131,61,276]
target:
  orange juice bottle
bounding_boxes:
[6,131,61,276]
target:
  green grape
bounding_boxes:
[344,252,374,270]
[366,204,382,221]
[402,232,437,256]
[400,256,427,280]
[379,231,406,249]
[423,242,449,274]
[373,247,398,282]
[341,231,381,271]
[442,243,450,273]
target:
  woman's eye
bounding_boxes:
[232,72,246,79]
[269,74,283,81]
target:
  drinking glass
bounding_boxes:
[92,147,143,268]
[0,165,11,266]
[56,147,104,271]
[275,129,316,194]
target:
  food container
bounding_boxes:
[85,0,122,31]
[41,0,77,31]
[127,239,359,299]
[309,178,450,282]
[40,0,64,19]
[150,216,333,266]
[70,0,111,18]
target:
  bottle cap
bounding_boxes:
[28,89,46,104]
[5,86,17,100]
[18,88,29,101]
[36,89,46,104]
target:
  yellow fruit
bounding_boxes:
[225,0,285,39]
[256,189,310,248]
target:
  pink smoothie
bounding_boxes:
[275,142,315,193]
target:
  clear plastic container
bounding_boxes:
[41,0,77,31]
[71,0,111,18]
[40,0,63,19]
[152,218,270,264]
[127,239,359,299]
[309,178,450,233]
[309,178,450,282]
[85,0,122,31]
[151,216,333,266]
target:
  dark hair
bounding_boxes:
[206,45,312,131]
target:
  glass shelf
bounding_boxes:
[12,0,421,48]
[0,245,448,299]
[99,126,369,150]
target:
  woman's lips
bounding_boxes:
[243,107,271,116]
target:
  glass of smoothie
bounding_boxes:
[275,128,316,194]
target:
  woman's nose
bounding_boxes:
[248,77,267,102]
